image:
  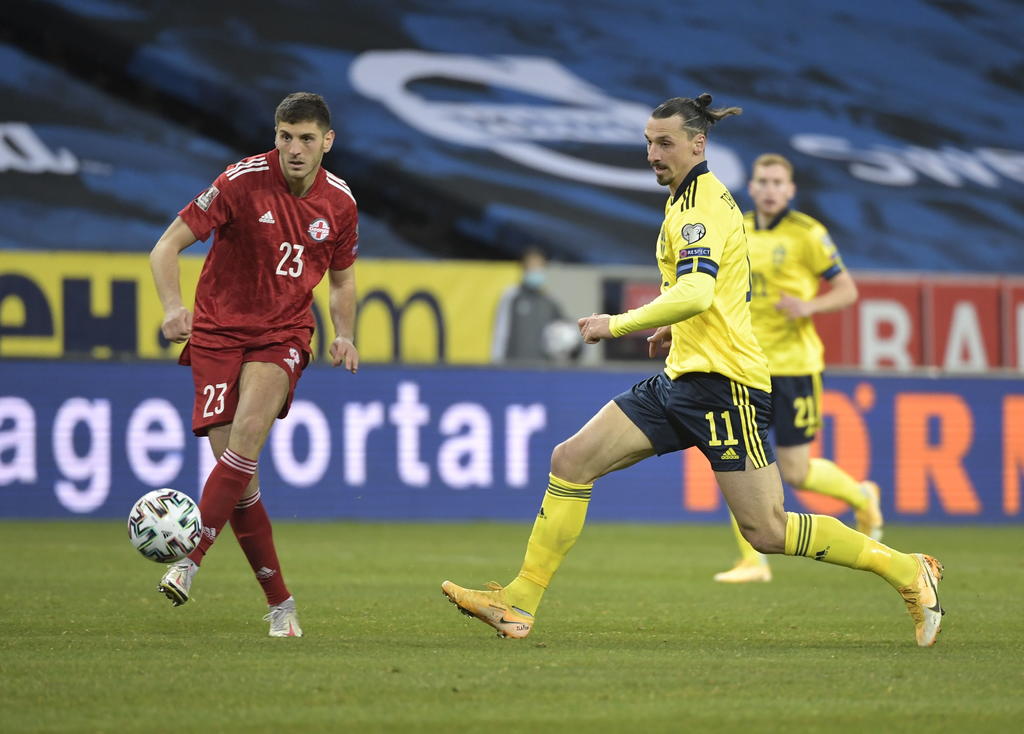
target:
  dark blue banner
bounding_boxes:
[1,361,1020,522]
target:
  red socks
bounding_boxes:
[186,448,291,606]
[230,490,291,606]
[188,448,257,565]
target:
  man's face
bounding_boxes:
[644,115,704,191]
[523,251,547,274]
[275,120,335,183]
[748,163,796,217]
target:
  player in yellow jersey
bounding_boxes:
[714,153,884,584]
[441,95,944,647]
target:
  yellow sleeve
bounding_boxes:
[807,223,844,279]
[609,272,715,336]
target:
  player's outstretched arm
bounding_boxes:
[590,272,715,344]
[328,265,359,373]
[581,321,672,355]
[150,216,199,343]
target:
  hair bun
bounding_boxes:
[695,93,713,110]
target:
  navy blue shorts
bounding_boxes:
[613,372,775,472]
[770,374,822,447]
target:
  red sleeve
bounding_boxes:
[330,206,359,271]
[178,170,235,242]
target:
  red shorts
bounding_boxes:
[179,341,309,436]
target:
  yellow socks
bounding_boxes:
[503,474,593,615]
[784,512,918,588]
[802,458,867,509]
[728,512,766,564]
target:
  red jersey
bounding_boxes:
[178,148,358,350]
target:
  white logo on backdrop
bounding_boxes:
[349,51,743,191]
[0,122,79,175]
[791,134,1024,188]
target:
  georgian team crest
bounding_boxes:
[308,218,330,241]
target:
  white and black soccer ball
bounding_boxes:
[127,489,202,563]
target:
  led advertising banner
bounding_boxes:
[2,362,1020,522]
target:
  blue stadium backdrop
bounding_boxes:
[1,0,1022,267]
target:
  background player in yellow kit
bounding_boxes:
[440,95,944,647]
[714,153,884,584]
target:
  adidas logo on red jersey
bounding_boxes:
[259,210,276,224]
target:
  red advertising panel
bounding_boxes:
[925,280,1001,370]
[813,278,856,366]
[614,272,1021,373]
[1003,279,1024,370]
[847,278,924,369]
[622,281,661,311]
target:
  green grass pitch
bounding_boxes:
[1,521,1021,733]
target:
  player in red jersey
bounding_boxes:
[149,92,359,637]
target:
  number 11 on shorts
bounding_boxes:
[704,410,739,447]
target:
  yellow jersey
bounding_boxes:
[612,161,770,391]
[745,208,844,375]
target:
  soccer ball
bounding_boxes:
[542,319,582,361]
[127,489,203,563]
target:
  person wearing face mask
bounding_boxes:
[490,245,578,363]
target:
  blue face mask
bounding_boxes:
[523,270,546,289]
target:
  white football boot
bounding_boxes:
[158,559,198,606]
[264,596,303,637]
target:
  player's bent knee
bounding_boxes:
[776,454,807,487]
[780,466,807,488]
[549,440,576,478]
[746,532,784,555]
[228,415,273,457]
[738,513,787,554]
[549,440,594,485]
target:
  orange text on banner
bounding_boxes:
[895,393,981,514]
[682,446,719,511]
[1004,395,1024,515]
